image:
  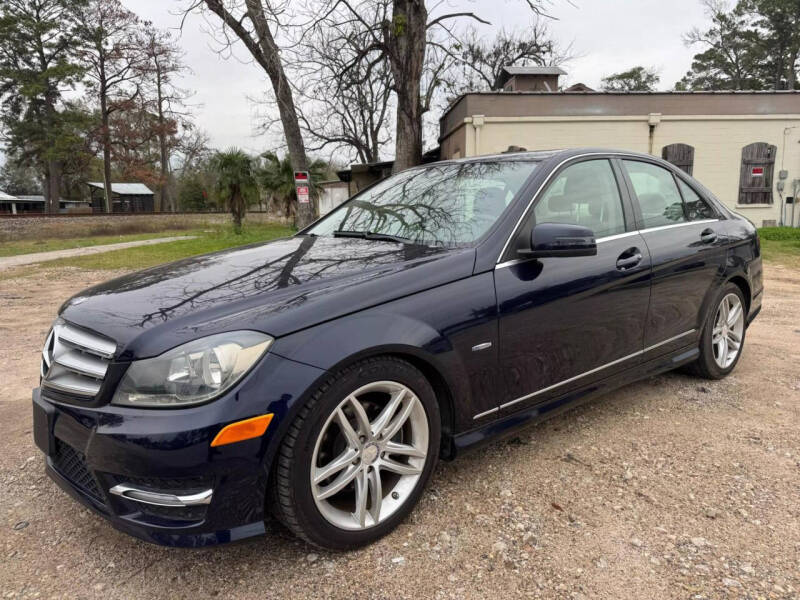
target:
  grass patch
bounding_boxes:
[41,223,294,271]
[759,227,800,268]
[0,230,200,257]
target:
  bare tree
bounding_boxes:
[174,129,213,176]
[188,0,316,228]
[290,10,394,164]
[77,0,145,212]
[313,0,548,173]
[440,21,570,100]
[138,28,193,211]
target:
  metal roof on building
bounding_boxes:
[0,190,18,201]
[87,182,154,195]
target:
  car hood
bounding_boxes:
[59,235,476,359]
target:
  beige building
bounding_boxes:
[439,76,800,227]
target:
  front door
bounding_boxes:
[494,158,652,415]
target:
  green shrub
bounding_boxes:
[758,226,800,241]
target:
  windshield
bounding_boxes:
[307,160,539,246]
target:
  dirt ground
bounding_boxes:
[1,263,798,600]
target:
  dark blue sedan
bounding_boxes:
[32,149,762,549]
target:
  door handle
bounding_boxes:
[616,249,643,270]
[700,228,717,244]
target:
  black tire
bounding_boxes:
[270,356,440,550]
[685,282,747,380]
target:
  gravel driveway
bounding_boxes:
[1,264,798,600]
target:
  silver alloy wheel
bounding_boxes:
[310,381,429,531]
[712,293,745,369]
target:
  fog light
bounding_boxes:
[109,484,212,507]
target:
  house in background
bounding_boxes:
[439,68,800,227]
[0,191,91,214]
[88,182,154,213]
[0,190,22,214]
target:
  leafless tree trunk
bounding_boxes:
[384,0,426,172]
[788,48,799,90]
[44,159,62,214]
[100,79,114,212]
[156,73,171,211]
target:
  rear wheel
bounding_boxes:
[271,357,440,550]
[686,283,747,379]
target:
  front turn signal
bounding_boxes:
[211,414,273,447]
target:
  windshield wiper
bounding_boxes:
[333,230,416,244]
[332,229,367,238]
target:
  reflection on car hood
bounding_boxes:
[59,235,476,359]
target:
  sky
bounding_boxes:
[3,0,713,165]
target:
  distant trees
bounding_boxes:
[678,0,800,90]
[211,148,259,233]
[601,66,661,91]
[0,0,196,213]
[139,29,192,212]
[0,0,87,213]
[76,0,145,212]
[0,158,43,196]
[441,23,569,98]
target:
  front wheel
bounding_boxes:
[686,283,747,379]
[270,357,440,550]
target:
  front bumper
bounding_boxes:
[32,352,326,547]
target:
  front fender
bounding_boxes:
[271,312,467,414]
[269,272,499,435]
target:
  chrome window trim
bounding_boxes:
[495,149,725,264]
[596,230,642,244]
[496,152,613,263]
[495,219,721,271]
[495,230,642,270]
[637,218,719,234]
[473,329,696,420]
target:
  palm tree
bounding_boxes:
[211,148,259,233]
[259,152,330,219]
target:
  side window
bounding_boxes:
[623,160,686,228]
[677,179,716,221]
[535,159,626,238]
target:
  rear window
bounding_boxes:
[623,160,687,228]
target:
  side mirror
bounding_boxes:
[519,222,597,258]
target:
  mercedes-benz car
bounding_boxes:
[32,149,762,550]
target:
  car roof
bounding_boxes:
[439,148,662,165]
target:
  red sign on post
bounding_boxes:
[297,185,310,204]
[294,171,310,204]
[751,167,764,177]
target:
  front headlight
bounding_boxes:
[112,331,273,408]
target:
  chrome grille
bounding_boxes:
[41,319,116,398]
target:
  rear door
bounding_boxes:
[493,157,652,416]
[619,159,728,358]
